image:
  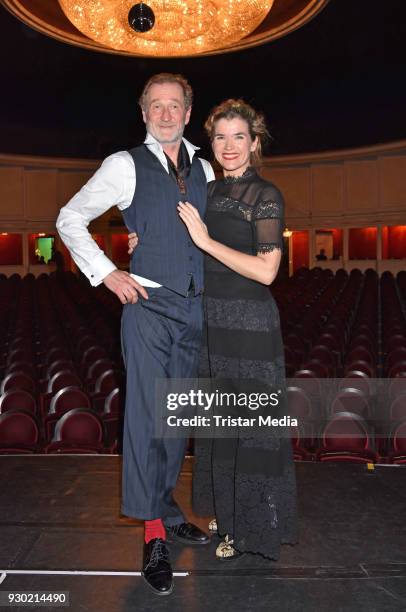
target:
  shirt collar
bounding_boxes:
[144,132,199,163]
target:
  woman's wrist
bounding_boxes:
[202,236,217,254]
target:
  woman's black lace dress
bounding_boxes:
[193,167,298,559]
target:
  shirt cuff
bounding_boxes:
[83,252,117,287]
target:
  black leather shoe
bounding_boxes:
[166,522,210,545]
[142,538,173,595]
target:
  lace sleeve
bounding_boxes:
[253,191,285,254]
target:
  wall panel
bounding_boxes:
[0,167,24,219]
[25,170,58,219]
[262,166,311,218]
[379,156,406,209]
[345,160,378,212]
[57,171,94,207]
[311,164,343,215]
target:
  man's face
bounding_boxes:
[142,82,191,145]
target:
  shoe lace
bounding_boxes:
[146,540,169,569]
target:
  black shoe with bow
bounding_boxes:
[166,522,210,545]
[142,538,173,596]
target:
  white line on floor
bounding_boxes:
[0,570,189,577]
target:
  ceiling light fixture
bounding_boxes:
[58,0,275,57]
[1,0,331,58]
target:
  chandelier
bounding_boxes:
[58,0,275,57]
[1,0,331,58]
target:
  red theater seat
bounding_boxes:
[338,375,374,398]
[7,348,34,365]
[303,360,330,378]
[0,372,36,396]
[45,360,75,380]
[90,369,123,411]
[80,346,108,374]
[45,386,91,440]
[387,420,406,464]
[45,347,71,365]
[316,412,377,463]
[102,388,123,446]
[385,334,406,353]
[5,361,37,380]
[389,393,406,421]
[348,334,376,357]
[39,370,82,417]
[0,408,40,454]
[45,408,105,454]
[347,347,374,365]
[48,386,90,415]
[287,386,313,418]
[0,389,36,414]
[292,371,322,398]
[290,422,313,461]
[344,360,375,378]
[47,370,82,395]
[309,345,337,372]
[330,388,371,418]
[104,388,121,416]
[388,378,406,401]
[388,362,406,379]
[386,348,406,372]
[86,358,114,383]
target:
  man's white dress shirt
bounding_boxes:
[56,134,214,287]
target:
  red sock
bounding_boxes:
[144,519,166,543]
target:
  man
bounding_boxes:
[56,73,214,596]
[316,248,327,261]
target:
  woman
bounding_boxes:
[131,99,298,560]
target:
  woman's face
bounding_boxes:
[212,117,258,177]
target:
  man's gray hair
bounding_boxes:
[139,73,193,110]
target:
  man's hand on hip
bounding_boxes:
[103,270,148,304]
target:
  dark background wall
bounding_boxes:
[1,0,406,160]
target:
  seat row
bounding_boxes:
[286,381,406,421]
[1,405,405,464]
[0,406,121,454]
[292,412,406,465]
[278,268,406,379]
[0,382,123,445]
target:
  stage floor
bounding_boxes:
[0,456,406,612]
